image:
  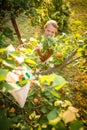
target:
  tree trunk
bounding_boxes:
[11,17,23,45]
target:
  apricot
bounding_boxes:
[33,98,39,104]
[56,53,63,58]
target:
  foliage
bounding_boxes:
[0,0,71,47]
[49,0,71,32]
[0,26,14,47]
[34,32,87,71]
[67,68,87,130]
[69,0,87,34]
[0,32,86,129]
[0,1,86,129]
[30,0,71,32]
[0,0,42,47]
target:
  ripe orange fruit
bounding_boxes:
[33,98,39,104]
[56,53,63,58]
[17,48,21,51]
[82,60,86,65]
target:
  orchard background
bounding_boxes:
[0,0,87,130]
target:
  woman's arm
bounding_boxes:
[35,47,53,62]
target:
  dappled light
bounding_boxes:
[0,0,87,130]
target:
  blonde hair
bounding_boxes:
[44,20,58,30]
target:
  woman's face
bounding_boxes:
[44,24,57,37]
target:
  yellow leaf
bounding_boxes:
[63,106,78,124]
[39,74,54,85]
[49,116,61,125]
[9,107,15,113]
[25,59,36,65]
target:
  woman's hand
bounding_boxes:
[34,46,40,52]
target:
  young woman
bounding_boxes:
[35,20,58,62]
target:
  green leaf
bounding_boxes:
[41,107,48,113]
[3,59,16,69]
[0,109,12,130]
[47,109,58,120]
[52,74,67,90]
[0,69,8,81]
[70,120,83,130]
[9,51,21,57]
[0,82,14,92]
[0,116,12,130]
[39,74,67,89]
[0,58,3,63]
[54,83,67,90]
[48,118,61,126]
[0,109,6,117]
[55,122,67,130]
[50,90,60,98]
[21,63,32,72]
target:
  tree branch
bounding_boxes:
[0,91,20,107]
[35,49,79,75]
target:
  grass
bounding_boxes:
[16,14,41,40]
[5,13,41,46]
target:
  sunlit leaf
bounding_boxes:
[19,48,32,53]
[3,60,16,69]
[9,51,21,57]
[29,111,36,120]
[50,90,60,98]
[0,69,8,81]
[0,48,6,53]
[25,58,36,65]
[39,74,54,86]
[52,74,67,90]
[61,100,72,108]
[0,58,3,62]
[48,116,61,126]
